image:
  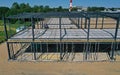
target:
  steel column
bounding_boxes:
[78,18,80,28]
[11,43,15,59]
[81,17,83,28]
[3,17,8,40]
[31,17,35,41]
[8,19,11,37]
[42,21,43,28]
[6,42,11,59]
[114,17,120,40]
[3,17,11,59]
[85,18,87,28]
[40,42,42,59]
[111,16,120,60]
[87,18,90,41]
[31,17,36,60]
[85,18,90,60]
[40,21,41,28]
[101,16,104,29]
[111,42,116,60]
[59,17,62,60]
[85,42,89,60]
[32,42,36,60]
[95,14,98,28]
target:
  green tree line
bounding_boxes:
[0,2,120,19]
[87,7,105,11]
[0,2,68,19]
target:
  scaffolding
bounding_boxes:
[3,12,120,62]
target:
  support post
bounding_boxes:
[87,18,90,41]
[59,17,62,60]
[78,18,80,28]
[111,16,120,60]
[85,42,89,60]
[8,19,11,37]
[31,17,36,60]
[31,42,36,60]
[31,17,35,41]
[39,19,41,29]
[85,18,87,28]
[40,42,42,60]
[42,21,43,28]
[101,16,104,29]
[114,17,120,40]
[3,17,8,40]
[11,43,15,59]
[111,42,115,60]
[37,18,38,29]
[81,17,83,28]
[95,14,98,28]
[85,18,90,60]
[6,42,11,59]
[3,17,11,59]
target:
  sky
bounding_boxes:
[0,0,120,8]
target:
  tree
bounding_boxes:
[19,3,31,13]
[20,3,26,9]
[43,5,50,12]
[0,7,9,19]
[87,7,105,12]
[57,6,63,12]
[33,5,40,12]
[52,6,66,12]
[109,8,116,11]
[24,3,31,12]
[39,5,44,12]
[72,7,77,11]
[11,2,20,9]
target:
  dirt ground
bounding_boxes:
[0,42,120,75]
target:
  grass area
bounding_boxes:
[0,20,31,43]
[0,20,5,43]
[0,31,5,43]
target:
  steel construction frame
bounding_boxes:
[3,12,120,61]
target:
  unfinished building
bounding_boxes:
[3,12,120,62]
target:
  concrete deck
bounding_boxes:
[8,18,120,42]
[8,29,120,42]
